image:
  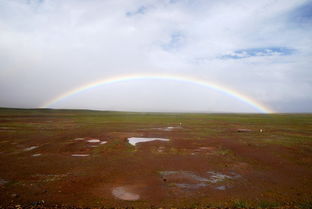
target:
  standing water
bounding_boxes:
[127,137,170,146]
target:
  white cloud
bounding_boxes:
[0,0,311,112]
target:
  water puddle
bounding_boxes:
[206,171,240,183]
[74,138,85,141]
[174,183,207,189]
[24,146,39,152]
[215,185,226,190]
[87,139,100,143]
[100,141,107,144]
[32,154,41,157]
[128,137,170,146]
[160,171,209,182]
[112,186,140,201]
[71,154,89,157]
[160,170,241,190]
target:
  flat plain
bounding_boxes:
[0,108,311,208]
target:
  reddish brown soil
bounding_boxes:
[0,110,311,208]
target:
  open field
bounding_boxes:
[0,108,311,208]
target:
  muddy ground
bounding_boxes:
[0,108,311,208]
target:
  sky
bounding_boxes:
[0,0,311,113]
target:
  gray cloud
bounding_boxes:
[0,0,311,112]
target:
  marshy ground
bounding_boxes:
[0,108,311,208]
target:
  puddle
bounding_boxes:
[100,141,107,144]
[87,139,100,143]
[74,138,85,141]
[0,179,8,186]
[160,170,241,190]
[71,154,89,157]
[32,154,41,157]
[174,183,207,189]
[160,171,209,182]
[215,185,226,190]
[24,146,39,152]
[112,186,140,201]
[128,137,170,146]
[206,171,241,183]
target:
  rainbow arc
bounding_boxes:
[40,74,274,113]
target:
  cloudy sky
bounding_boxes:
[0,0,311,113]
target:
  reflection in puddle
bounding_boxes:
[24,146,38,151]
[32,153,41,157]
[87,139,100,143]
[71,154,89,157]
[215,185,226,190]
[74,138,85,141]
[128,137,170,146]
[207,171,240,183]
[175,183,207,189]
[112,186,140,201]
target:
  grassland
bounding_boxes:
[0,108,311,208]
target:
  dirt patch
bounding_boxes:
[237,129,252,132]
[24,146,39,151]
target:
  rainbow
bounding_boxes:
[40,74,274,113]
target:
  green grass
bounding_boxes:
[257,200,279,208]
[1,108,311,146]
[298,200,312,209]
[231,199,251,208]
